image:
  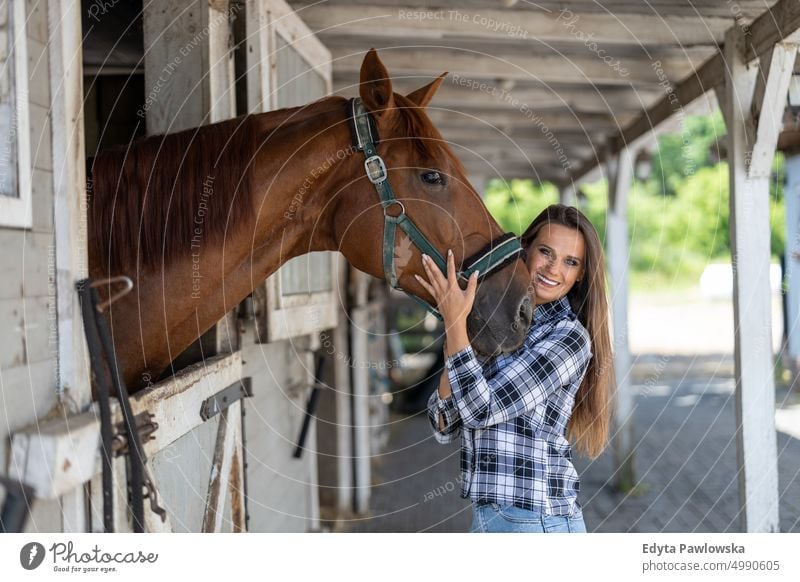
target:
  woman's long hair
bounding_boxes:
[520,204,615,459]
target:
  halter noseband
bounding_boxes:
[347,97,525,321]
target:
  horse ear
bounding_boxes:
[359,48,395,117]
[405,72,448,108]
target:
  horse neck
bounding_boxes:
[243,97,355,278]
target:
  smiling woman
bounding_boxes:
[421,203,616,533]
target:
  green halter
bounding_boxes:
[348,97,525,321]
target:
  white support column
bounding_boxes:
[559,182,579,207]
[719,25,787,532]
[785,154,800,375]
[48,0,90,533]
[607,147,635,493]
[245,0,272,113]
[469,173,487,200]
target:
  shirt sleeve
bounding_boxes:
[426,387,462,444]
[446,320,592,430]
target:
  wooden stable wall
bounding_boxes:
[0,1,64,532]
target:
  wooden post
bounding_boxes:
[560,182,579,207]
[469,173,486,200]
[351,270,372,514]
[48,0,91,533]
[784,153,800,380]
[718,25,788,532]
[607,146,635,493]
[333,255,353,517]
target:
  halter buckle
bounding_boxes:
[364,155,388,184]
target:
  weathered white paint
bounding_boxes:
[606,146,635,492]
[48,0,91,534]
[559,183,578,207]
[142,0,236,134]
[298,4,734,46]
[720,24,781,533]
[258,1,336,342]
[0,0,32,228]
[748,43,798,178]
[784,154,800,370]
[202,400,244,532]
[10,353,242,500]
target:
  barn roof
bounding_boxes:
[287,0,797,185]
[83,0,800,185]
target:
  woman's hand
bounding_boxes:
[414,249,479,329]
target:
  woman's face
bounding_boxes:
[525,223,586,305]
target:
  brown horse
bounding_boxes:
[88,49,533,392]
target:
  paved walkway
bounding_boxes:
[339,354,800,533]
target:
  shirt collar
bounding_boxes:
[533,295,573,324]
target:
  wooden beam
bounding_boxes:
[721,24,780,533]
[295,3,731,46]
[329,47,697,87]
[428,109,629,132]
[569,0,800,185]
[749,43,799,177]
[47,0,91,533]
[745,0,800,59]
[334,78,664,114]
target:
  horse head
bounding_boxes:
[332,49,533,356]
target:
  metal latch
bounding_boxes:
[200,378,253,421]
[112,412,158,457]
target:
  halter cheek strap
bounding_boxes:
[347,97,525,321]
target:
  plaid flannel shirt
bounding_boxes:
[426,296,592,516]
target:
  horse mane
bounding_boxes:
[88,114,258,274]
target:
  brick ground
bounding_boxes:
[339,354,800,533]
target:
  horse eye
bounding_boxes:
[420,170,445,185]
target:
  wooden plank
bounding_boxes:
[228,411,246,532]
[333,80,663,114]
[750,43,798,178]
[721,25,780,533]
[47,0,91,534]
[245,0,272,114]
[0,0,32,228]
[298,4,732,46]
[745,0,800,59]
[9,353,242,499]
[202,401,240,532]
[329,46,696,87]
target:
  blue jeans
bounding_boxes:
[469,501,587,533]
